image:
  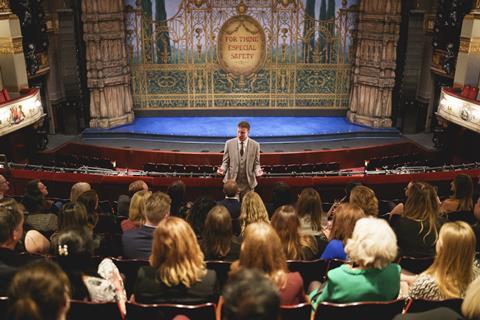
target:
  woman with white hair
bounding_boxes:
[310,217,400,308]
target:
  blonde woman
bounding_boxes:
[133,217,218,304]
[408,221,479,300]
[310,217,400,308]
[390,182,444,257]
[239,191,269,235]
[230,222,306,305]
[121,190,152,232]
[349,186,379,217]
[462,277,480,319]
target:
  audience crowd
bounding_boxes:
[1,173,480,319]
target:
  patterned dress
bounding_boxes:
[408,263,480,300]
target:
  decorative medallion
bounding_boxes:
[217,12,266,76]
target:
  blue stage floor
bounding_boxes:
[83,116,397,139]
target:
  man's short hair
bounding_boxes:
[237,121,250,131]
[222,268,280,320]
[0,200,23,244]
[145,192,171,225]
[128,180,148,197]
[223,180,239,198]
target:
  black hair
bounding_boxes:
[222,268,280,320]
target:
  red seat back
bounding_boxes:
[314,299,405,320]
[126,302,216,320]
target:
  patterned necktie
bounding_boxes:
[240,141,244,157]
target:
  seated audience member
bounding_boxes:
[408,221,479,300]
[222,268,280,320]
[310,217,400,307]
[462,276,480,319]
[200,205,241,261]
[121,190,152,232]
[69,182,91,202]
[50,201,89,250]
[187,196,216,238]
[55,227,126,311]
[266,181,294,217]
[167,180,192,219]
[0,200,37,294]
[122,192,171,259]
[230,222,306,305]
[133,216,218,304]
[217,180,241,220]
[24,230,50,255]
[442,174,473,213]
[393,272,480,320]
[320,203,366,260]
[442,174,476,225]
[117,180,148,217]
[342,181,363,203]
[349,185,379,217]
[78,189,122,256]
[0,174,10,200]
[296,188,328,249]
[77,190,99,228]
[239,191,270,236]
[7,260,71,320]
[22,180,58,236]
[271,205,317,260]
[390,182,444,257]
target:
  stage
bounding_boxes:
[80,116,403,153]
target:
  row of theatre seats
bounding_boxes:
[366,153,445,171]
[30,157,341,175]
[143,162,341,176]
[99,257,436,297]
[0,296,464,320]
[30,155,115,170]
[0,256,458,320]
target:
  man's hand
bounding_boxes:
[256,168,264,177]
[217,167,225,176]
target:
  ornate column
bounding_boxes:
[347,0,401,128]
[82,0,134,128]
[453,3,480,88]
[0,0,28,92]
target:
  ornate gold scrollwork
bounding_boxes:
[125,0,358,110]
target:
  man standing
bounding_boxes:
[217,121,263,196]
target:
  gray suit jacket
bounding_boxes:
[220,138,261,189]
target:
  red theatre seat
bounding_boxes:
[126,302,216,320]
[314,299,405,320]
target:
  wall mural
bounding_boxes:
[125,0,358,110]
